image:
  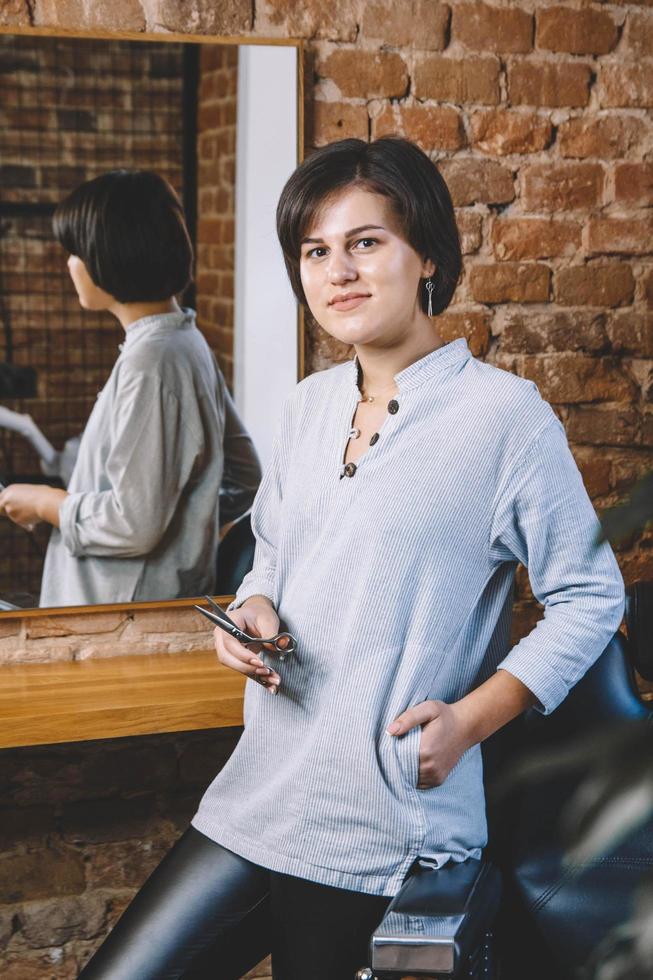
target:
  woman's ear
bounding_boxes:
[421,258,437,278]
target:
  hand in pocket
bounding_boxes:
[387,700,473,788]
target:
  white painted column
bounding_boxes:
[234,44,299,469]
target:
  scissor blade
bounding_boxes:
[193,604,226,628]
[202,595,240,629]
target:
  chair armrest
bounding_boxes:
[370,859,501,976]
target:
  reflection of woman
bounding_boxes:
[0,171,260,606]
[79,140,625,978]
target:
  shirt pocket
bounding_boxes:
[394,724,422,790]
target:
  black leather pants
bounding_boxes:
[78,826,391,980]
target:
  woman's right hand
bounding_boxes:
[213,595,282,694]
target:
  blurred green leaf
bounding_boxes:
[599,472,653,545]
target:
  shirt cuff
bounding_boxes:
[496,658,571,716]
[58,491,85,557]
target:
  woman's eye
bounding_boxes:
[354,238,378,249]
[305,246,328,259]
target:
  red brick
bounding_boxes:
[32,0,85,26]
[413,55,501,105]
[537,7,618,55]
[521,162,604,211]
[452,2,533,53]
[0,0,30,25]
[600,63,653,108]
[645,268,653,309]
[470,109,553,155]
[319,50,409,99]
[439,158,515,206]
[499,310,608,354]
[614,163,653,207]
[574,450,612,499]
[618,548,653,589]
[491,218,581,261]
[362,1,450,49]
[521,353,636,403]
[436,309,490,356]
[607,312,653,357]
[566,405,639,446]
[612,451,653,495]
[587,217,653,257]
[262,0,358,41]
[372,104,465,152]
[470,263,550,304]
[555,264,635,307]
[197,218,222,245]
[146,0,252,33]
[313,102,369,145]
[624,11,653,57]
[558,115,646,160]
[0,848,85,903]
[643,411,653,448]
[508,60,592,107]
[456,210,483,255]
[0,951,79,980]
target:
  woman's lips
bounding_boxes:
[329,294,370,312]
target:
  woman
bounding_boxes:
[77,139,624,979]
[0,170,261,606]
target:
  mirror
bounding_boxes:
[0,28,302,611]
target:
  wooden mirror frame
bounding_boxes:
[0,24,306,621]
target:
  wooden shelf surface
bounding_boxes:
[0,651,245,749]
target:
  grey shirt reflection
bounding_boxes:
[40,309,261,607]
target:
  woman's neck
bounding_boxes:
[110,297,181,331]
[355,320,445,395]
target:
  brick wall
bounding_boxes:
[0,728,247,979]
[302,1,653,628]
[196,44,238,388]
[0,2,652,977]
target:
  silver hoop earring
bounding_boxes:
[425,278,435,317]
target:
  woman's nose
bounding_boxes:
[327,250,357,285]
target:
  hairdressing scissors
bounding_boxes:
[193,595,297,660]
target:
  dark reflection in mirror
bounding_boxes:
[0,34,260,607]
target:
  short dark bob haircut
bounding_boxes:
[53,170,193,303]
[276,137,462,316]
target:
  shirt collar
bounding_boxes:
[122,307,195,350]
[347,337,471,392]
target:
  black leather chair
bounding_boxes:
[215,512,256,596]
[358,582,653,980]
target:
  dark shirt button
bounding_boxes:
[343,462,357,478]
[369,432,379,446]
[387,399,399,415]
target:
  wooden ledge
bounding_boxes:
[0,652,245,749]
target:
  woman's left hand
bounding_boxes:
[0,484,67,530]
[387,700,474,789]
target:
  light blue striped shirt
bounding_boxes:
[193,338,625,897]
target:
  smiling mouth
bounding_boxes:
[329,294,371,311]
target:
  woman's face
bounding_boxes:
[299,186,435,350]
[67,255,113,310]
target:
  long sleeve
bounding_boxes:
[218,386,262,525]
[229,395,294,609]
[489,417,625,715]
[59,369,204,559]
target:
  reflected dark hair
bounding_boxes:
[276,137,461,316]
[53,170,193,303]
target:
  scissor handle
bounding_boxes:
[273,632,296,658]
